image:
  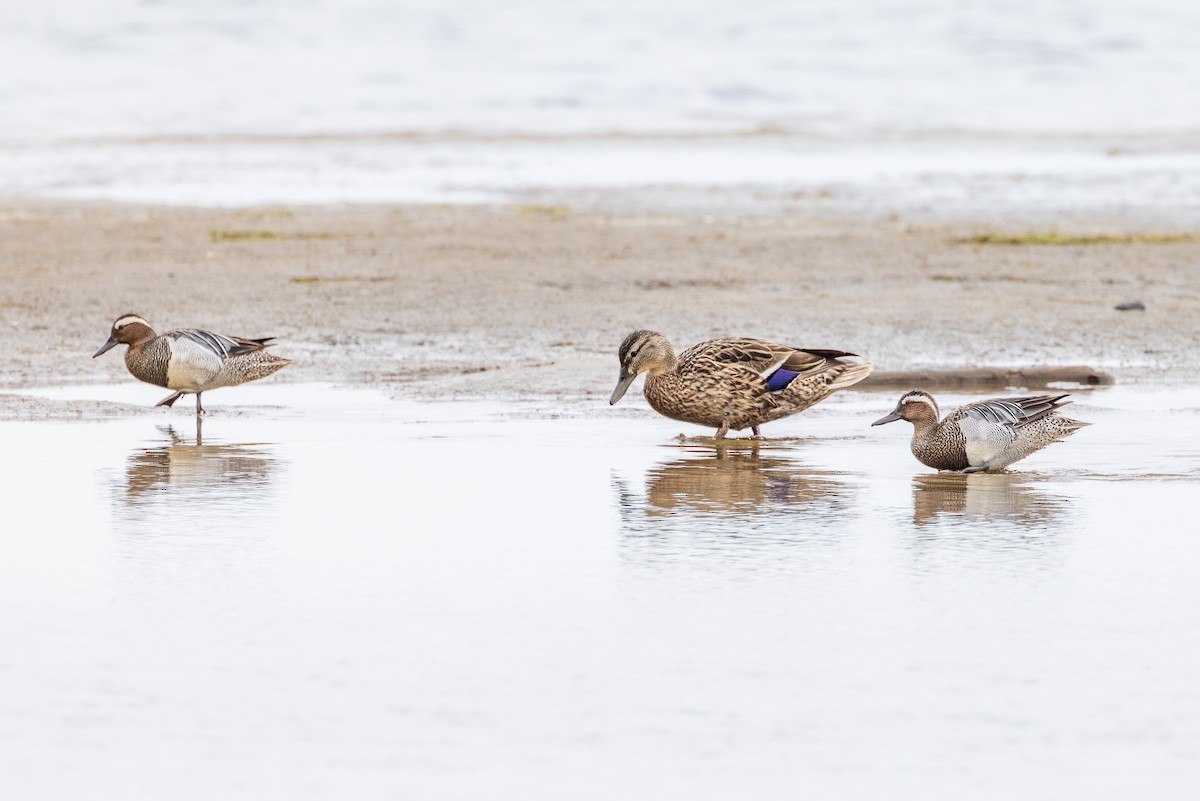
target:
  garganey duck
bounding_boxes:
[93,314,291,414]
[872,390,1089,472]
[609,330,873,438]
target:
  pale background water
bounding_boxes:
[1,385,1198,799]
[4,0,1200,137]
[2,0,1200,211]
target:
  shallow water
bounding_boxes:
[1,383,1198,799]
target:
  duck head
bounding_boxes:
[609,330,675,405]
[872,390,940,427]
[93,314,157,357]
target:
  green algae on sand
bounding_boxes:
[211,230,341,243]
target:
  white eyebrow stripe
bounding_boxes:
[114,315,149,329]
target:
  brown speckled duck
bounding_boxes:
[609,330,873,438]
[93,314,291,414]
[872,390,1089,472]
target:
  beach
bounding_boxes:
[2,198,1195,418]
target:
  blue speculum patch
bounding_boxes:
[765,367,800,392]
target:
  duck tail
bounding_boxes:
[829,361,874,390]
[263,354,293,368]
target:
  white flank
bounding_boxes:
[166,337,224,392]
[958,416,1014,469]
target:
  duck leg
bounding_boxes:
[751,425,762,437]
[155,391,184,408]
[195,392,206,416]
[714,423,729,439]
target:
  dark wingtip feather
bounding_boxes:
[226,335,278,355]
[800,348,858,359]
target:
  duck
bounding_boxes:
[871,390,1089,472]
[93,314,292,414]
[609,330,873,438]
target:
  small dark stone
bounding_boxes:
[1115,301,1146,311]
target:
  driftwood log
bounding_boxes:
[861,366,1113,390]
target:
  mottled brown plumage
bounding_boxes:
[872,390,1090,472]
[609,330,873,438]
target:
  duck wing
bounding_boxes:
[779,347,859,375]
[952,395,1071,468]
[174,329,276,359]
[682,338,851,376]
[680,338,786,371]
[678,338,865,394]
[961,394,1071,428]
[225,335,277,356]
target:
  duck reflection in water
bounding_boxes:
[910,472,1071,528]
[617,440,849,521]
[614,441,854,569]
[122,419,278,503]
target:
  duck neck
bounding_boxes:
[648,350,678,376]
[908,415,940,445]
[642,352,679,392]
[642,357,679,405]
[124,324,157,350]
[125,336,170,387]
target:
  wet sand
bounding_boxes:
[1,200,1197,416]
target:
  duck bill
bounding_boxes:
[609,369,636,405]
[871,409,902,426]
[92,335,118,358]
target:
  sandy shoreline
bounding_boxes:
[1,199,1196,417]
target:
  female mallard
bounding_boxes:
[871,390,1089,472]
[93,314,291,414]
[609,330,873,438]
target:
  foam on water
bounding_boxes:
[0,383,1197,798]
